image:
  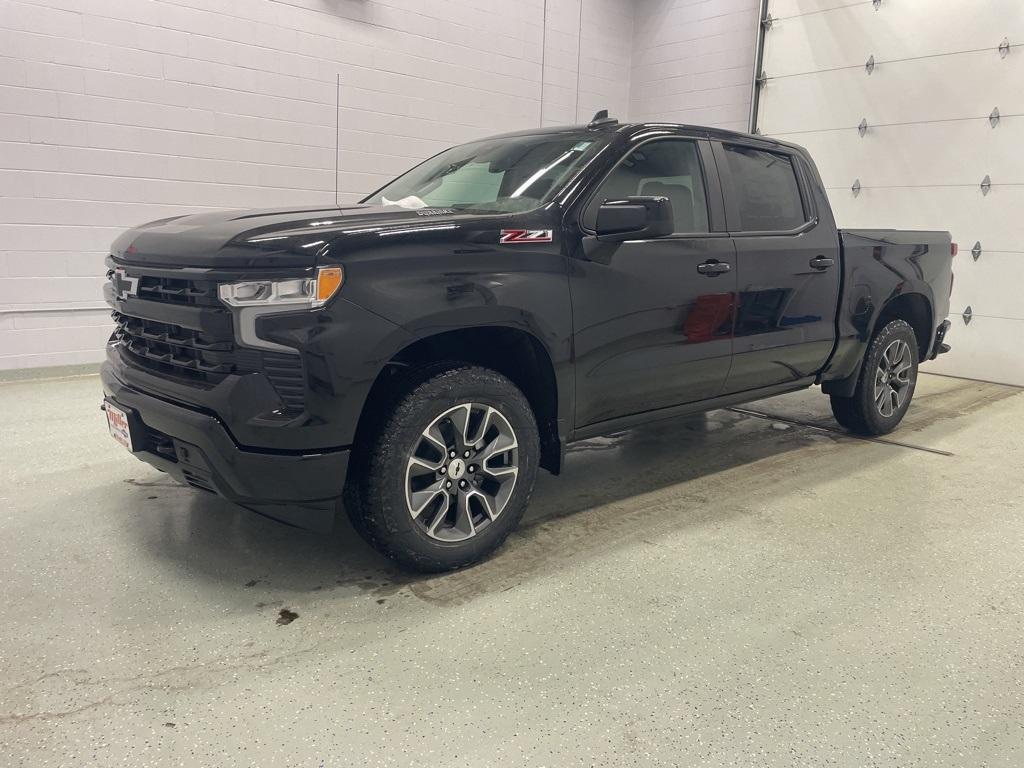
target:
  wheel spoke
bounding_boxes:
[452,491,476,537]
[463,405,494,447]
[448,403,473,446]
[480,430,517,462]
[426,493,452,535]
[408,454,444,472]
[409,478,447,518]
[466,489,497,520]
[875,385,888,407]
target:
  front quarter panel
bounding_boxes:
[320,209,575,431]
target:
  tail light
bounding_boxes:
[949,242,957,296]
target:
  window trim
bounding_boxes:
[578,135,727,239]
[712,141,819,237]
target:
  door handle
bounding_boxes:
[697,260,731,276]
[809,255,835,270]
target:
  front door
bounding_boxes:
[570,137,737,428]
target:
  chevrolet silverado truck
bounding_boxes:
[101,112,954,571]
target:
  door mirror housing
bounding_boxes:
[595,196,674,242]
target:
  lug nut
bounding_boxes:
[459,479,467,489]
[446,480,452,489]
[439,466,447,474]
[463,450,471,458]
[449,450,457,458]
[468,465,477,473]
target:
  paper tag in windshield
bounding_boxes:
[382,195,429,209]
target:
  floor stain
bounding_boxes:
[275,608,298,626]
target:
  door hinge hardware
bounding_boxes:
[858,118,868,136]
[756,69,768,87]
[989,107,1000,127]
[865,55,875,74]
[980,174,992,195]
[851,179,861,197]
[762,13,773,30]
[962,306,973,326]
[998,38,1010,58]
[971,241,982,261]
[872,0,882,9]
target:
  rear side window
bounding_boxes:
[722,145,806,232]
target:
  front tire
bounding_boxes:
[830,319,920,436]
[347,365,539,572]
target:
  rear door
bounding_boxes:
[570,136,737,427]
[712,141,841,394]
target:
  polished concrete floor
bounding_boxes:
[1,371,1022,767]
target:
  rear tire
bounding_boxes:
[829,319,919,436]
[346,365,539,572]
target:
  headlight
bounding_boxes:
[219,266,344,309]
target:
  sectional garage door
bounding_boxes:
[755,0,1024,385]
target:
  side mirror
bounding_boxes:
[595,196,674,242]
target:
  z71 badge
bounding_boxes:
[500,229,553,244]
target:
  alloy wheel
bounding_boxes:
[405,403,519,542]
[873,339,913,418]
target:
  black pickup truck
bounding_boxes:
[101,113,954,571]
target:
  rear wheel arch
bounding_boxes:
[873,292,933,359]
[823,291,933,398]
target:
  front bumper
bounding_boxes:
[102,364,349,532]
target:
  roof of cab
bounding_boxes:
[482,118,797,152]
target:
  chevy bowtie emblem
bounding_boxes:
[500,229,553,244]
[110,268,140,300]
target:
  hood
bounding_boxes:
[110,204,480,269]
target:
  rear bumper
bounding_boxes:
[101,363,348,531]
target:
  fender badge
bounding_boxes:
[500,229,553,244]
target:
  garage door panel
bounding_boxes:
[769,0,865,17]
[829,186,1022,254]
[759,50,1024,132]
[773,118,1024,188]
[766,1,1024,77]
[948,252,1024,320]
[925,316,1024,386]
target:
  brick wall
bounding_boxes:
[631,0,759,131]
[0,0,755,370]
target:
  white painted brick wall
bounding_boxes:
[631,0,760,132]
[1,0,757,371]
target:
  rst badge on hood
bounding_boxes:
[500,229,553,244]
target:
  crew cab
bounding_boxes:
[101,112,954,571]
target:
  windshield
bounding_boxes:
[362,133,607,214]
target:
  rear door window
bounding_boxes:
[722,145,806,232]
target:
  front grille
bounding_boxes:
[113,312,239,381]
[138,274,220,307]
[109,266,307,413]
